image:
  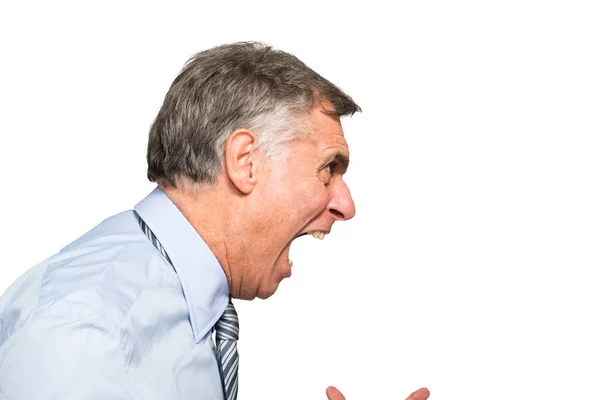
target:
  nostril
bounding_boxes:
[329,209,344,219]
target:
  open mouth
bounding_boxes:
[288,230,330,267]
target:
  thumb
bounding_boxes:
[326,386,346,400]
[406,387,431,400]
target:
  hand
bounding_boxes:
[326,385,430,400]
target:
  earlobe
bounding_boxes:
[225,129,259,194]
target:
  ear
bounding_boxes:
[224,129,259,194]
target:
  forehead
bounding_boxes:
[303,102,349,155]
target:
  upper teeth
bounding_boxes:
[309,231,326,240]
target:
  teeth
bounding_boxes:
[288,259,293,267]
[309,231,326,240]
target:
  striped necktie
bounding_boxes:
[215,300,239,400]
[135,213,239,400]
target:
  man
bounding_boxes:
[0,42,429,400]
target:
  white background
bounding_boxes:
[1,1,599,399]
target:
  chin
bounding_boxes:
[256,282,280,300]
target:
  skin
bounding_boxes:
[165,100,430,398]
[326,386,431,400]
[165,100,356,300]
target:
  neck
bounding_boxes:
[162,182,243,296]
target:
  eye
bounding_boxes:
[321,162,335,186]
[324,162,335,175]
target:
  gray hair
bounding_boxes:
[147,41,361,190]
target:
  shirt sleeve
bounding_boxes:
[0,312,141,400]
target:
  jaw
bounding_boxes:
[232,241,292,300]
[234,219,329,299]
[256,242,293,299]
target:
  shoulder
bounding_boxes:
[1,210,179,341]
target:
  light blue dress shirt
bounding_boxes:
[0,187,230,399]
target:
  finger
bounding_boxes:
[326,386,346,400]
[405,387,430,400]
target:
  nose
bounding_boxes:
[328,179,356,221]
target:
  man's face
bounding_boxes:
[242,102,356,299]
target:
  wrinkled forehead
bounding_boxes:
[302,102,348,146]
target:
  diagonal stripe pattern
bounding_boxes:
[135,212,239,400]
[215,300,239,400]
[137,215,173,265]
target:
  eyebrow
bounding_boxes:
[330,153,350,173]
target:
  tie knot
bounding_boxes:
[215,300,239,341]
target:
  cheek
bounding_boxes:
[280,179,330,222]
[317,188,330,208]
[302,184,330,214]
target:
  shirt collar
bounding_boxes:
[134,186,229,343]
